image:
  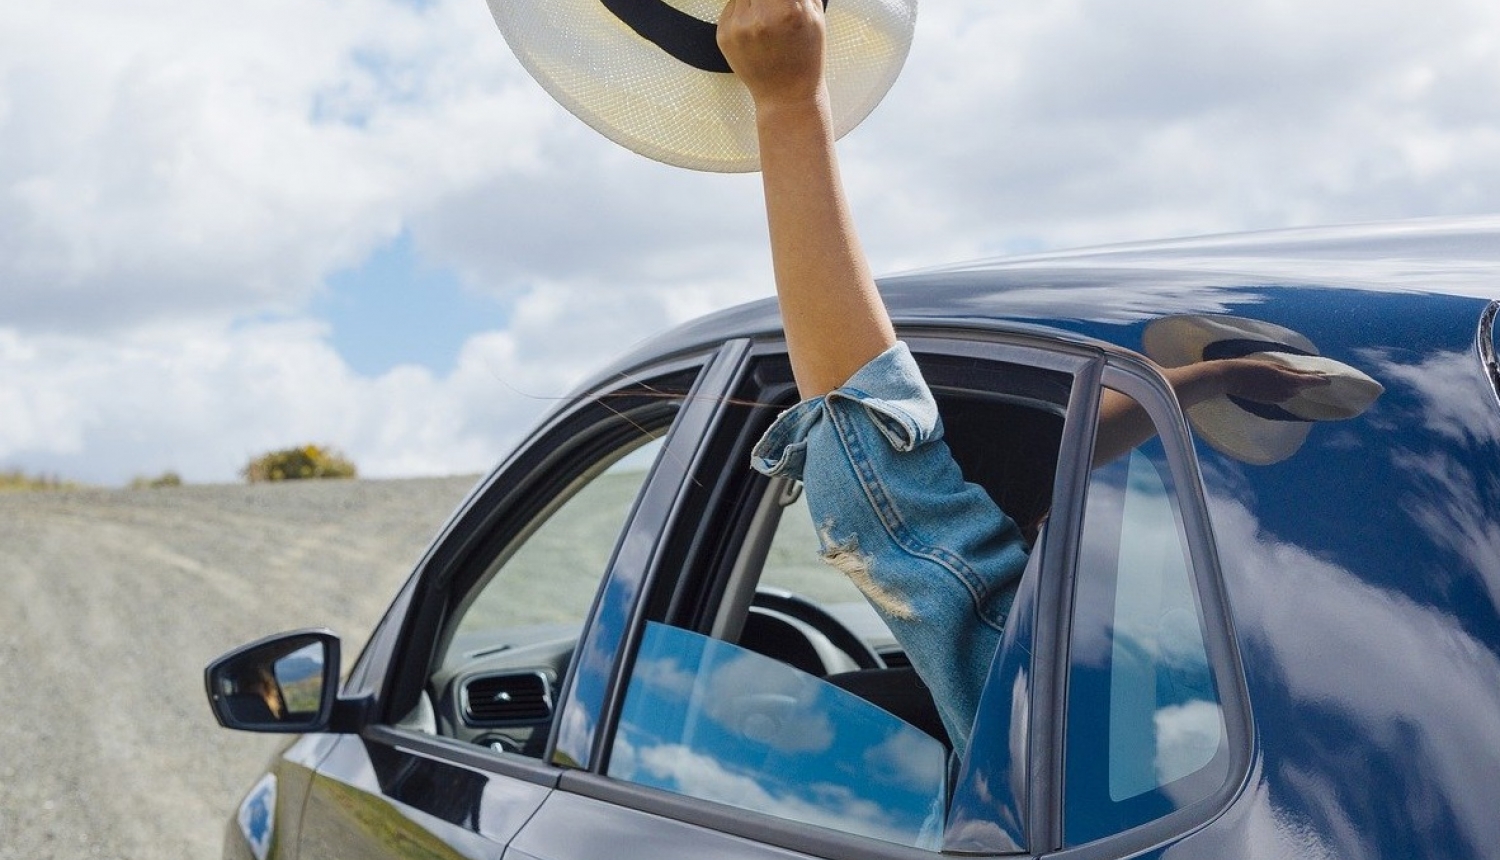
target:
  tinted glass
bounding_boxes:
[1065,414,1228,845]
[420,434,667,755]
[610,623,948,849]
[452,439,663,640]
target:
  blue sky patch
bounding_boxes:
[317,231,506,377]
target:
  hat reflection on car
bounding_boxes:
[485,0,917,172]
[1143,314,1385,466]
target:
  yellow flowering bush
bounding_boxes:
[242,445,357,483]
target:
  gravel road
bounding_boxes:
[0,476,480,859]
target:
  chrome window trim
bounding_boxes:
[1479,301,1499,409]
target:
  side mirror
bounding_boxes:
[205,629,341,733]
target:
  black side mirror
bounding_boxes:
[205,629,341,733]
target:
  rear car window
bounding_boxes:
[1064,392,1230,846]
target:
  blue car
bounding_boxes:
[207,216,1500,860]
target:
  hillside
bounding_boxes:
[0,476,479,859]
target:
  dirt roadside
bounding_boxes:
[0,476,479,859]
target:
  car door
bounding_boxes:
[504,333,1099,860]
[949,350,1254,859]
[290,344,741,860]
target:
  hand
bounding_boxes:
[717,0,828,109]
[1212,357,1330,404]
[1169,357,1330,408]
[1096,357,1330,468]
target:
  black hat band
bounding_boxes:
[599,0,830,74]
[599,0,733,73]
[1201,337,1317,423]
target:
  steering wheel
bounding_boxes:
[750,588,883,672]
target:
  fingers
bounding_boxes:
[717,0,826,105]
[1224,359,1331,404]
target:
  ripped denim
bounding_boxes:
[751,343,1029,753]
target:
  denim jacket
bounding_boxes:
[751,343,1030,753]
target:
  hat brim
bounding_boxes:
[1184,397,1313,466]
[488,0,916,172]
[1246,351,1385,421]
[1142,315,1318,370]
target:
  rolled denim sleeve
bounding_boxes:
[751,343,1030,752]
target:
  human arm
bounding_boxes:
[717,0,895,398]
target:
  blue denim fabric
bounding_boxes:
[751,343,1030,753]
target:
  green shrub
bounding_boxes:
[130,471,183,489]
[242,445,358,483]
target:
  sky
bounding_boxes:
[2,0,1497,486]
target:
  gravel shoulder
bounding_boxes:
[0,476,480,859]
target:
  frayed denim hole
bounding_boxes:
[818,523,915,621]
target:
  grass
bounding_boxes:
[0,470,81,492]
[0,468,187,492]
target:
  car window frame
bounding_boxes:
[567,330,1101,860]
[359,342,738,787]
[356,326,1252,858]
[1030,352,1254,860]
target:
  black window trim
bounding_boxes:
[368,345,721,774]
[366,723,566,789]
[1023,350,1105,856]
[557,337,758,770]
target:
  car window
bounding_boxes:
[417,429,669,758]
[450,440,663,642]
[598,349,1074,849]
[610,622,948,849]
[757,487,903,661]
[1064,388,1229,845]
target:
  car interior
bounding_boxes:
[412,361,1069,768]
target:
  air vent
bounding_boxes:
[462,671,553,726]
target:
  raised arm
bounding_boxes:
[717,0,896,398]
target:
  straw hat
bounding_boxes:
[1143,315,1385,465]
[485,0,917,172]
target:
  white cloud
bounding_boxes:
[0,310,595,483]
[864,729,948,793]
[1209,494,1500,856]
[0,0,550,331]
[703,655,837,754]
[628,655,700,702]
[1,0,1497,483]
[844,0,1500,262]
[631,741,925,844]
[1153,699,1224,791]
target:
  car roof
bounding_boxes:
[903,213,1500,293]
[603,215,1500,379]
